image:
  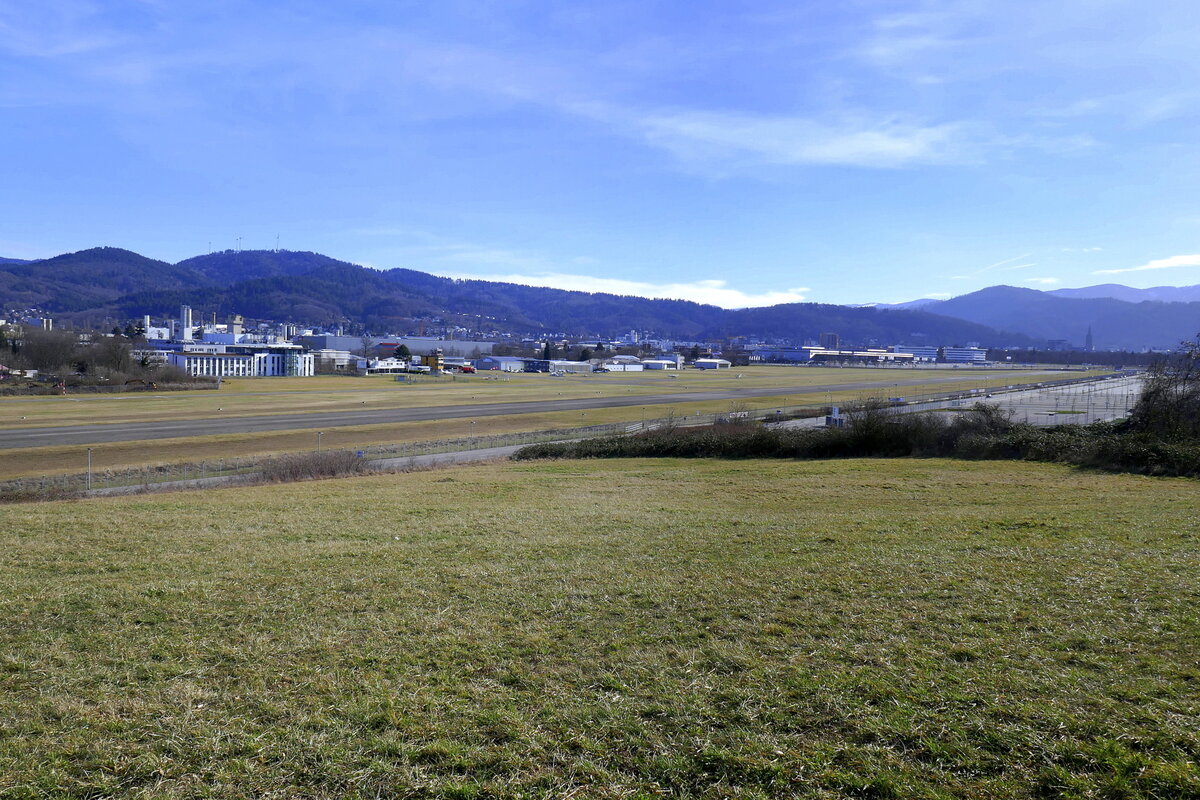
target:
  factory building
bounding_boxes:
[475,356,528,372]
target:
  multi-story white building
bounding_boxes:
[167,347,314,377]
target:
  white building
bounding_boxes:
[943,346,988,363]
[694,358,732,369]
[642,359,679,370]
[365,357,409,374]
[168,348,314,377]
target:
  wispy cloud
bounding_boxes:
[1094,253,1200,275]
[430,270,809,308]
[1061,246,1103,252]
[1025,277,1061,285]
[950,253,1034,280]
[633,110,970,169]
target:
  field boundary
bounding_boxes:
[0,371,1130,500]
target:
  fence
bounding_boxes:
[0,370,1134,498]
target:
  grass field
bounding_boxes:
[0,367,1090,429]
[0,458,1195,798]
[0,366,1111,480]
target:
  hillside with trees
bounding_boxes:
[4,247,1033,345]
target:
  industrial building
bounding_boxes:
[694,358,733,369]
[891,345,987,363]
[296,335,494,357]
[167,347,314,377]
[475,356,528,372]
[751,346,917,364]
[526,359,594,373]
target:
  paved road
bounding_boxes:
[0,373,1057,450]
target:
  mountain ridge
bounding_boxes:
[1,247,1028,346]
[5,247,1200,349]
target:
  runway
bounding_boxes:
[0,373,1051,450]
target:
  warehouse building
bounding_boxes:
[475,356,528,372]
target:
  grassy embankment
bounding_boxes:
[0,367,1104,479]
[0,458,1195,798]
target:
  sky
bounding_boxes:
[3,0,1200,307]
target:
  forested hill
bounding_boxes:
[3,247,1027,345]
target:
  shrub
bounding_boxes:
[1126,334,1200,441]
[514,403,1200,479]
[256,450,374,483]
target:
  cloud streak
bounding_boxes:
[1094,254,1200,275]
[950,253,1034,279]
[634,111,970,169]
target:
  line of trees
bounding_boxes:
[0,326,188,384]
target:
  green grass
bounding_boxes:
[0,458,1196,798]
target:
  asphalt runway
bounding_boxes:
[0,373,1057,450]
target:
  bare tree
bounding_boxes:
[1128,334,1200,440]
[18,328,78,372]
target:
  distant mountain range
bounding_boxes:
[1047,283,1200,303]
[2,246,1198,350]
[899,286,1200,350]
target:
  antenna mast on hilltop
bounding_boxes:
[275,233,280,253]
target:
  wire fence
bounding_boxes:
[0,370,1137,498]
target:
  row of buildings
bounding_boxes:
[123,305,990,379]
[748,344,988,365]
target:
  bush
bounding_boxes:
[256,451,374,483]
[0,483,83,504]
[514,403,1200,479]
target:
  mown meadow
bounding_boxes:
[0,458,1196,798]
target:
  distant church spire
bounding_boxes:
[1085,326,1094,352]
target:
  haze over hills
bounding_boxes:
[3,247,1199,349]
[1046,283,1200,304]
[913,286,1200,351]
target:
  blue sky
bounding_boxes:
[3,0,1200,306]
